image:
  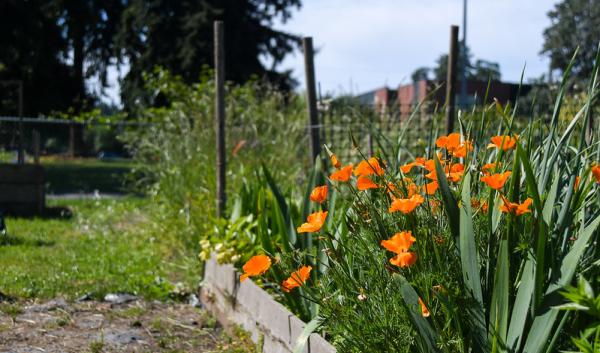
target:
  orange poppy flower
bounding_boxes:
[482,162,498,175]
[449,163,464,173]
[452,141,473,158]
[574,176,581,191]
[310,185,328,203]
[436,133,461,151]
[330,164,353,182]
[422,181,439,195]
[240,255,272,282]
[330,154,342,169]
[488,135,518,150]
[382,232,416,253]
[281,265,312,292]
[481,171,511,190]
[426,163,463,182]
[400,162,418,174]
[499,196,533,216]
[425,169,437,181]
[354,157,385,177]
[389,252,418,267]
[389,194,425,214]
[297,211,328,233]
[400,158,425,174]
[419,297,430,317]
[357,176,378,190]
[406,182,419,197]
[592,166,600,183]
[447,163,465,182]
[381,231,416,253]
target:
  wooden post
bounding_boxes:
[303,37,320,163]
[214,21,226,218]
[69,122,75,157]
[445,25,459,135]
[33,130,40,165]
[17,81,24,164]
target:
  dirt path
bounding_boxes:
[0,299,252,353]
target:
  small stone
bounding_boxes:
[188,294,201,308]
[27,298,69,312]
[104,293,137,305]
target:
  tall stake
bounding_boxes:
[33,130,40,165]
[445,25,459,134]
[303,37,320,163]
[214,21,226,218]
[17,81,24,164]
[460,0,468,108]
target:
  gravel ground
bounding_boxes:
[0,298,252,353]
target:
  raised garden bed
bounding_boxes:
[0,164,45,216]
[200,255,335,353]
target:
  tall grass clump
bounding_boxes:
[239,50,600,352]
[122,69,308,251]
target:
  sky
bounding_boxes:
[97,0,560,105]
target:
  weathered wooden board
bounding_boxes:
[0,164,45,216]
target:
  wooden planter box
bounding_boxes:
[200,255,336,353]
[0,164,45,216]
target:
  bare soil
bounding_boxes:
[0,299,252,353]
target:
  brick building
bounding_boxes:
[357,80,531,117]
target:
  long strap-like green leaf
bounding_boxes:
[460,172,489,353]
[521,214,600,353]
[293,316,322,353]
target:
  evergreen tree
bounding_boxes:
[0,0,77,116]
[52,0,125,111]
[431,46,501,83]
[116,0,302,109]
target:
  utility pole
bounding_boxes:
[459,0,468,109]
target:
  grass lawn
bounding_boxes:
[42,158,135,194]
[0,197,200,301]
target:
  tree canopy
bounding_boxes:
[116,0,301,109]
[0,0,77,116]
[541,0,600,82]
[412,46,501,84]
[0,0,302,115]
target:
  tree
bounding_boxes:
[117,0,302,109]
[0,0,78,116]
[51,0,125,111]
[411,67,430,83]
[431,46,501,82]
[432,46,473,82]
[471,60,501,82]
[541,0,600,82]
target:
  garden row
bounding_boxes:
[122,47,600,352]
